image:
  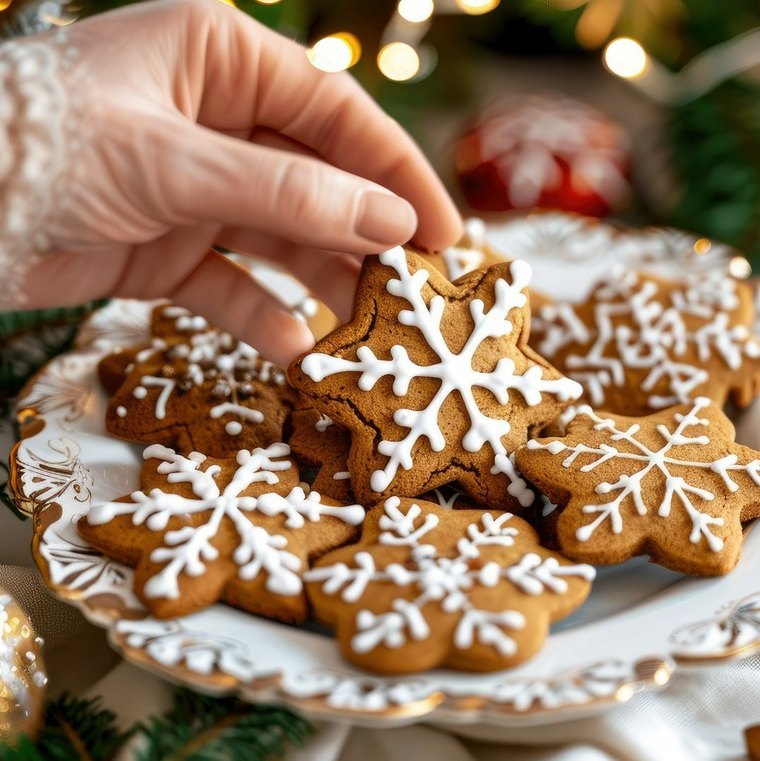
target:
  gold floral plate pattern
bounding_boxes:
[9,218,760,730]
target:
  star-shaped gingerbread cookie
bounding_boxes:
[102,305,296,457]
[515,397,760,575]
[306,496,595,674]
[289,246,581,512]
[530,269,760,416]
[78,442,365,621]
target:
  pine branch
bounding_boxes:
[669,79,760,267]
[136,689,313,761]
[0,302,106,401]
[0,693,127,761]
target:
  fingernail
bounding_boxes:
[356,192,417,246]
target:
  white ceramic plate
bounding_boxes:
[10,214,760,732]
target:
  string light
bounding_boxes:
[456,0,500,15]
[603,37,649,79]
[307,33,362,73]
[255,0,282,4]
[398,0,435,23]
[377,42,421,81]
[729,256,752,279]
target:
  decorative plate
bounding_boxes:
[10,217,760,733]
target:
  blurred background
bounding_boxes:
[1,0,759,392]
[2,0,755,258]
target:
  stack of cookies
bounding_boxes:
[80,226,760,676]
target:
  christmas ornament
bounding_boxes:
[453,94,631,217]
[0,589,47,745]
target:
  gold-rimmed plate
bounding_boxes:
[9,217,760,732]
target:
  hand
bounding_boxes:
[16,0,462,365]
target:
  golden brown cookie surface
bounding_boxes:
[288,405,353,503]
[78,443,365,621]
[289,246,581,512]
[515,397,760,575]
[530,270,760,416]
[306,496,595,674]
[103,305,296,457]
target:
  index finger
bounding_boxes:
[193,3,462,252]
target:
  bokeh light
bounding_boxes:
[603,37,649,79]
[307,33,362,73]
[377,42,421,81]
[729,256,752,279]
[398,0,434,23]
[455,0,500,15]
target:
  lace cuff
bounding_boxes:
[0,32,77,309]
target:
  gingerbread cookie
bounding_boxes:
[306,496,595,674]
[515,397,760,575]
[530,269,760,416]
[428,218,503,281]
[103,306,296,457]
[288,405,353,503]
[78,443,365,621]
[96,304,201,393]
[289,246,581,511]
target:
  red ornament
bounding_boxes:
[454,95,631,217]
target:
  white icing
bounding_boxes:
[300,247,581,504]
[533,269,760,410]
[333,471,351,481]
[125,313,286,434]
[526,397,760,552]
[315,414,334,433]
[140,376,176,420]
[210,402,265,427]
[116,406,127,418]
[306,497,594,657]
[88,443,364,599]
[442,218,488,280]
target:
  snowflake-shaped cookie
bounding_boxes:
[290,247,581,511]
[102,305,296,457]
[306,496,595,673]
[530,269,760,416]
[515,397,760,575]
[78,443,365,620]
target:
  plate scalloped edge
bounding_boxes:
[8,236,760,728]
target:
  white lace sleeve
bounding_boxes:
[0,31,78,308]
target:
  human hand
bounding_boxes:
[11,0,462,366]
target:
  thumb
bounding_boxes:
[160,121,418,254]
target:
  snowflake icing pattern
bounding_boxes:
[525,397,760,554]
[87,443,364,601]
[300,247,581,505]
[307,497,595,667]
[532,270,760,412]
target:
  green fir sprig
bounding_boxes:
[0,694,126,761]
[1,689,313,761]
[137,689,313,761]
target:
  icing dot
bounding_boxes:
[226,421,243,436]
[116,406,127,418]
[133,386,147,399]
